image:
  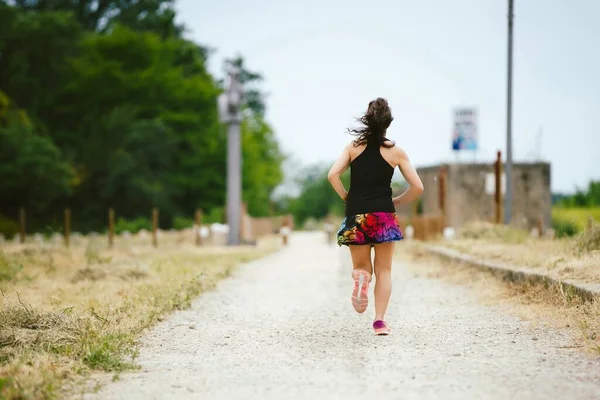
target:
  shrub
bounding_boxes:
[204,208,224,224]
[0,213,19,238]
[552,217,579,238]
[172,216,194,230]
[114,217,151,234]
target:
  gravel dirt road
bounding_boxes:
[84,232,600,400]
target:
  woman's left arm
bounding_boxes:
[327,144,352,202]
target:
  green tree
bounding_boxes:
[10,0,114,30]
[0,5,82,126]
[288,165,349,226]
[8,0,183,36]
[0,3,285,235]
[241,116,284,216]
[587,181,600,206]
[559,181,600,208]
[106,0,183,38]
[53,25,221,228]
[0,90,73,227]
[0,123,73,221]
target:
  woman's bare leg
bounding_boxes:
[349,245,373,280]
[348,245,373,313]
[373,242,395,321]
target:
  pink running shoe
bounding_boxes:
[351,269,371,313]
[373,320,391,335]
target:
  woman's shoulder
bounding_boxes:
[390,144,407,155]
[345,140,367,162]
[380,139,403,153]
[381,140,408,163]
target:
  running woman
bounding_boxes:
[327,98,424,335]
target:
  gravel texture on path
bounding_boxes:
[84,232,600,400]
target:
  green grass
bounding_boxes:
[552,207,600,232]
[82,333,138,372]
[0,251,23,281]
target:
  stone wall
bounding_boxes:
[417,162,551,230]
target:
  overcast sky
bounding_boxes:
[175,0,599,193]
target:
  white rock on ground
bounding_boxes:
[83,232,600,400]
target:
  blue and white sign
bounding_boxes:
[452,108,478,151]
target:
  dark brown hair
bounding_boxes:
[347,97,395,148]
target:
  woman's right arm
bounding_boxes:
[327,144,352,202]
[392,148,424,206]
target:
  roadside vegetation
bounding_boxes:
[0,232,279,399]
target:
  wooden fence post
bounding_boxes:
[410,200,419,239]
[64,208,71,248]
[411,200,418,219]
[19,207,26,244]
[108,208,115,248]
[423,216,430,241]
[195,209,203,246]
[495,150,503,224]
[240,203,248,243]
[438,166,447,226]
[152,208,159,248]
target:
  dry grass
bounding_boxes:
[576,222,600,253]
[402,242,600,356]
[0,230,280,399]
[455,221,530,243]
[435,221,600,284]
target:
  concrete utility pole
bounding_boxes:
[218,63,244,245]
[504,0,514,225]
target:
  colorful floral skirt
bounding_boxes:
[337,212,404,246]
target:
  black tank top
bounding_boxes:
[345,138,395,216]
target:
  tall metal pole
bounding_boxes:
[504,0,514,225]
[218,64,244,246]
[226,118,242,246]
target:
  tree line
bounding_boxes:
[554,181,600,208]
[0,0,284,236]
